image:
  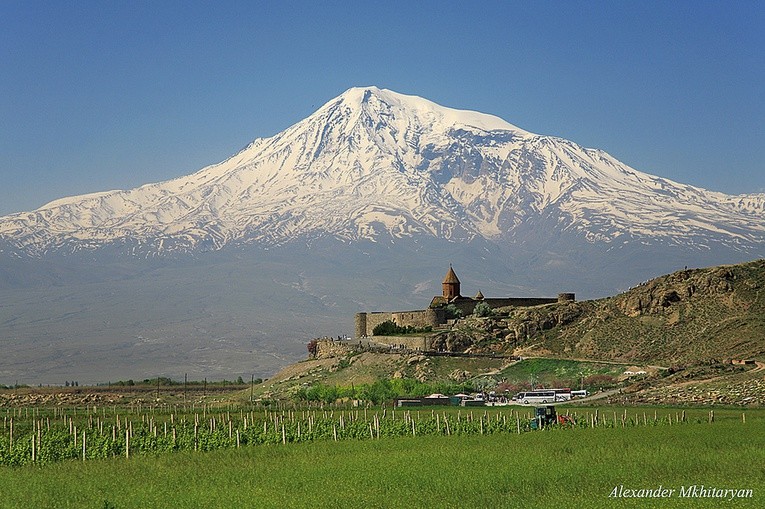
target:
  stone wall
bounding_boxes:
[451,297,561,315]
[314,340,356,359]
[355,294,574,337]
[355,308,446,337]
[356,312,393,337]
[368,335,430,350]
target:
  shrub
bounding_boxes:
[372,320,400,336]
[445,304,463,319]
[372,320,431,336]
[473,302,493,317]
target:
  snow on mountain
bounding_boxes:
[1,86,764,257]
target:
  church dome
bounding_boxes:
[443,265,460,284]
[442,265,461,300]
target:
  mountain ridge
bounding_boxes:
[1,86,764,258]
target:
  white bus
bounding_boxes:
[551,388,572,401]
[514,390,557,404]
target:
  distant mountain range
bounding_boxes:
[0,87,763,384]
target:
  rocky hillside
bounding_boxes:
[435,259,765,365]
[248,260,765,405]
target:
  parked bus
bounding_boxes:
[551,388,572,401]
[571,389,589,398]
[514,390,557,404]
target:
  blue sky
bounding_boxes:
[1,1,763,216]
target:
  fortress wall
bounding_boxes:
[391,310,436,329]
[317,335,430,354]
[369,335,430,350]
[315,340,355,359]
[355,311,395,337]
[356,309,446,337]
[364,312,395,336]
[354,312,368,339]
[451,297,560,316]
[449,301,476,315]
[490,297,560,307]
[357,293,573,337]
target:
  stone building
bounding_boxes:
[354,266,575,338]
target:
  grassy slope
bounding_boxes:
[0,411,762,508]
[248,353,508,400]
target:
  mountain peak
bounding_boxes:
[337,85,384,103]
[322,86,527,134]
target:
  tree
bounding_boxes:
[359,379,395,404]
[307,339,319,358]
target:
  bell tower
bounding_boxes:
[442,265,461,301]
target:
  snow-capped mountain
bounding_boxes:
[1,86,764,257]
[2,86,765,383]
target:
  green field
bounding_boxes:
[0,406,762,508]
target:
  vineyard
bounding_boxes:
[0,403,752,467]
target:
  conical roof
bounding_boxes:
[443,265,460,284]
[474,290,484,300]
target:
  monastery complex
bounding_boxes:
[355,266,575,338]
